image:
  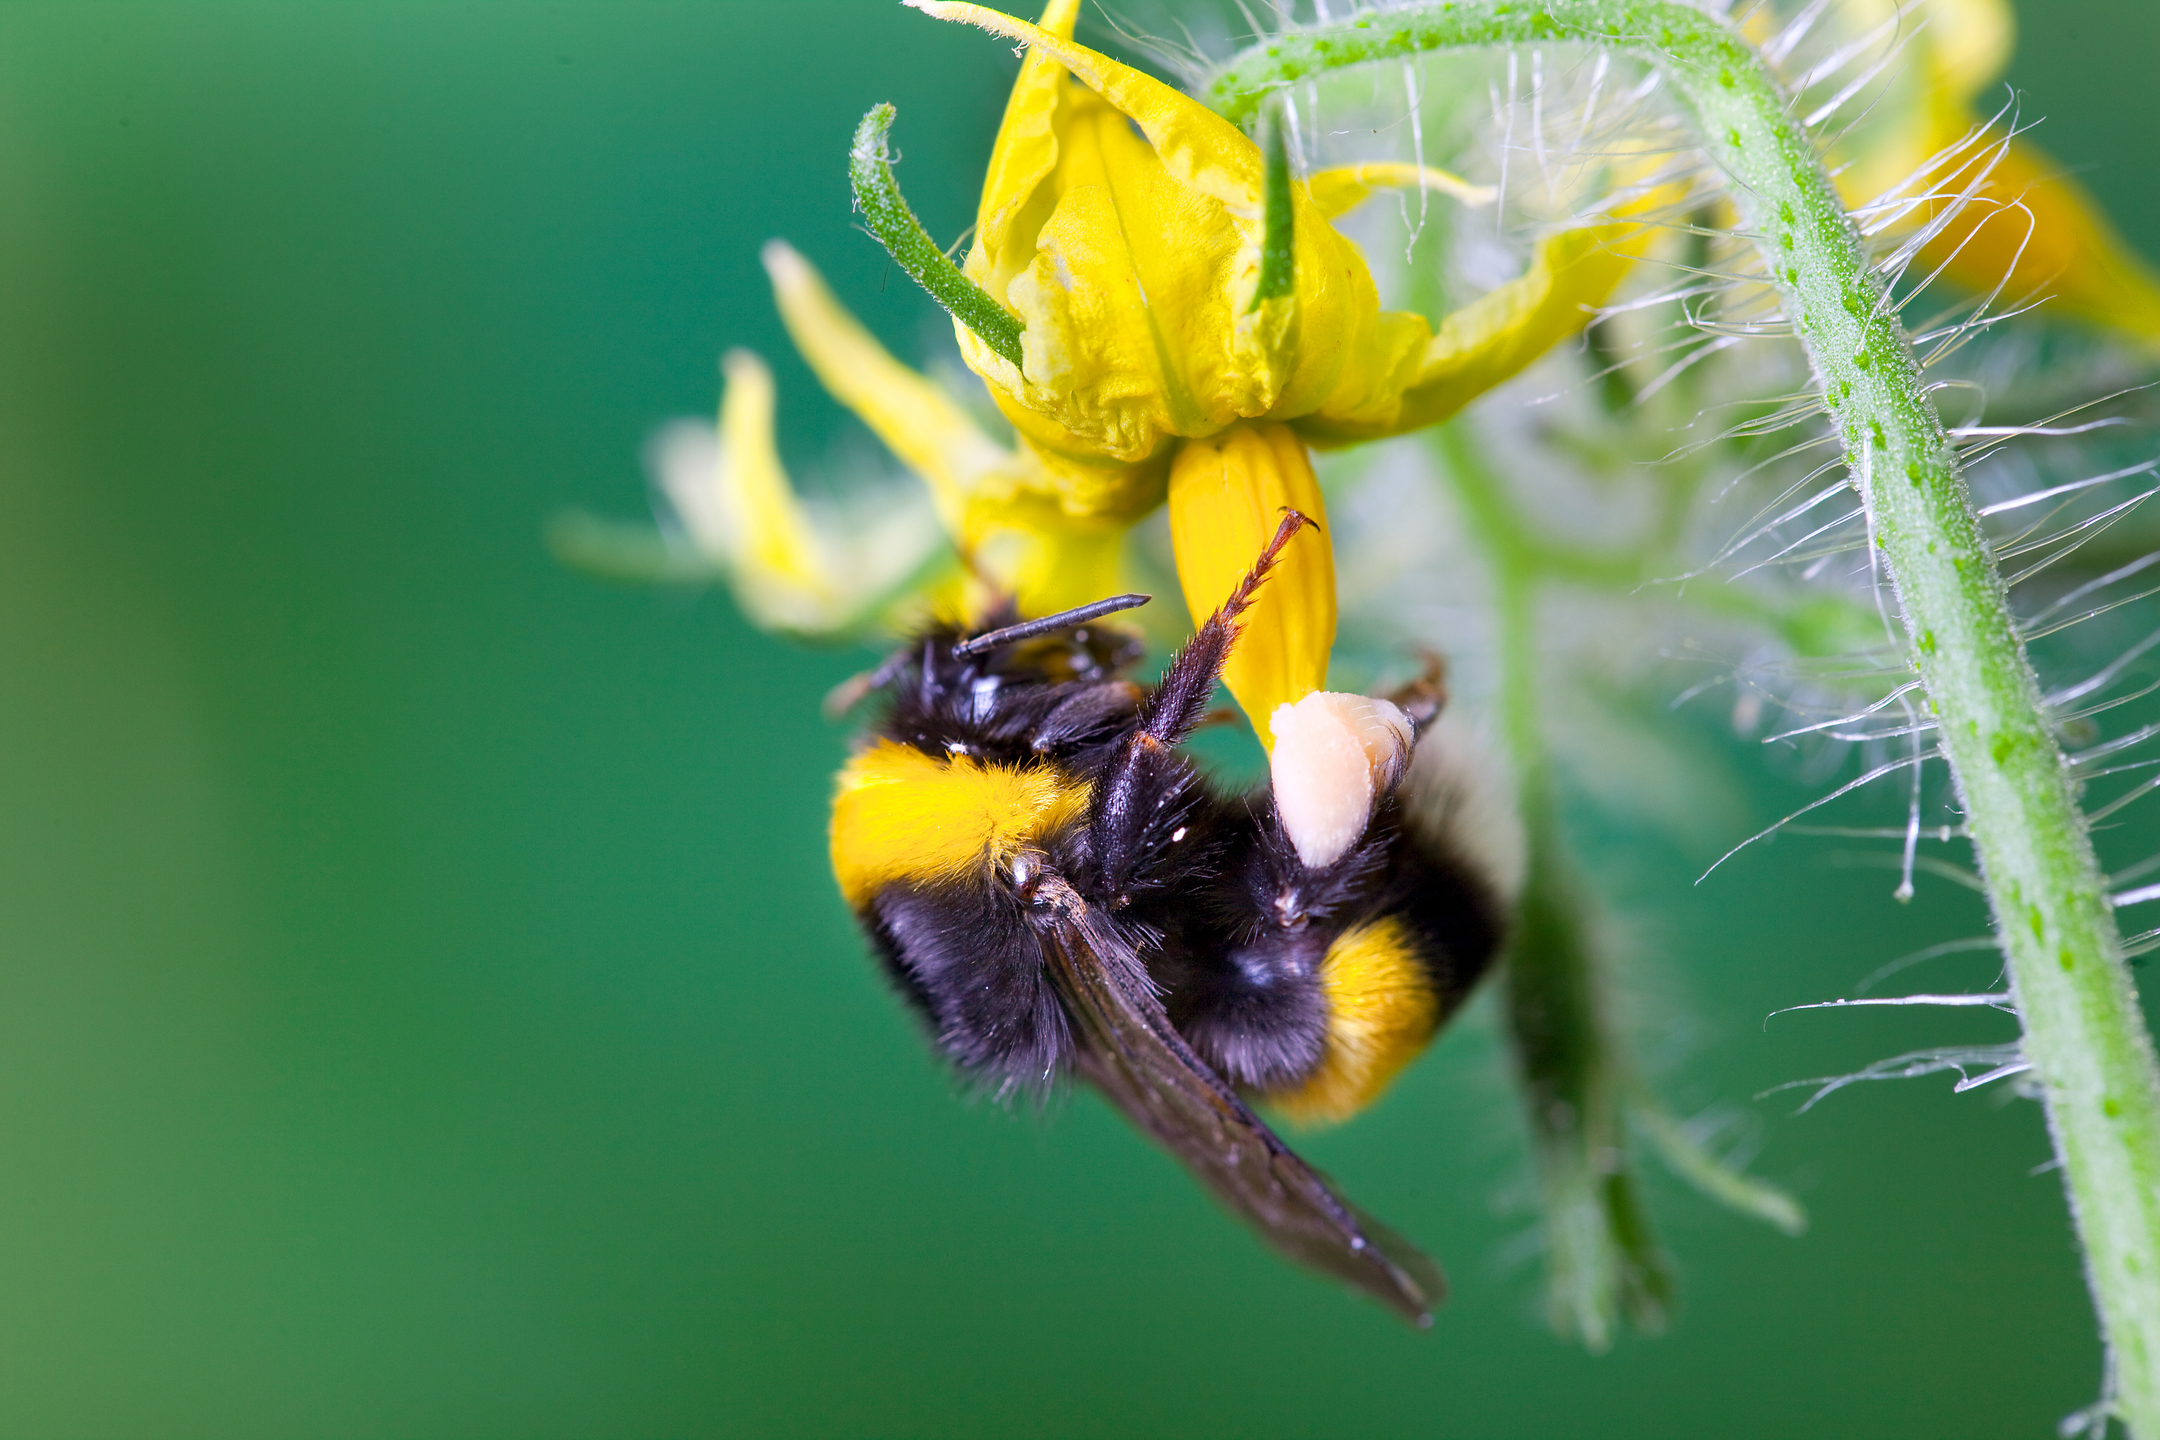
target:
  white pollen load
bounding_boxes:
[1267,691,1415,870]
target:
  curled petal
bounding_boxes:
[1308,162,1496,221]
[680,351,843,629]
[1167,424,1335,746]
[911,1,1261,212]
[659,351,946,636]
[1401,224,1646,425]
[970,0,1081,309]
[713,351,828,591]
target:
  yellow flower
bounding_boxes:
[925,0,1661,469]
[1821,0,2160,341]
[897,0,1670,736]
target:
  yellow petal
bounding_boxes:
[759,239,1159,602]
[909,1,1260,212]
[1925,0,2013,103]
[993,513,1130,619]
[691,350,844,628]
[762,240,1010,532]
[968,0,1081,309]
[1916,134,2160,344]
[665,351,954,637]
[1404,224,1642,423]
[714,350,824,586]
[986,94,1382,454]
[1829,9,2160,350]
[1004,89,1232,453]
[1300,184,1682,445]
[1308,162,1496,221]
[1167,424,1335,747]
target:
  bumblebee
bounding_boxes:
[829,516,1519,1323]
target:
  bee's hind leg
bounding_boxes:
[1383,649,1449,733]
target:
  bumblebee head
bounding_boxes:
[826,594,1154,724]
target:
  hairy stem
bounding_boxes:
[1209,3,2160,1425]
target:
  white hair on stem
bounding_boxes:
[1759,1044,2032,1114]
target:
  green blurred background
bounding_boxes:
[1,3,2155,1436]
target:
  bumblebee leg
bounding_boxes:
[1092,513,1313,900]
[1384,649,1450,732]
[1136,510,1313,744]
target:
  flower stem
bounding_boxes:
[1210,4,2160,1425]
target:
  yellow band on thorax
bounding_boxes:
[829,739,1092,909]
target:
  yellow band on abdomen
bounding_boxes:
[1268,915,1440,1126]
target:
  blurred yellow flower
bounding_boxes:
[892,0,1667,733]
[1827,0,2160,340]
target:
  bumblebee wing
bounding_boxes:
[1034,891,1443,1325]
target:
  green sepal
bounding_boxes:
[848,103,1026,369]
[1248,105,1295,312]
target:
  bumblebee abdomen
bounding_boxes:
[1263,915,1443,1125]
[1221,714,1520,1126]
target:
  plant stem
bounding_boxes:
[1209,4,2160,1427]
[1438,422,1673,1349]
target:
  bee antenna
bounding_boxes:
[952,593,1152,657]
[820,647,913,721]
